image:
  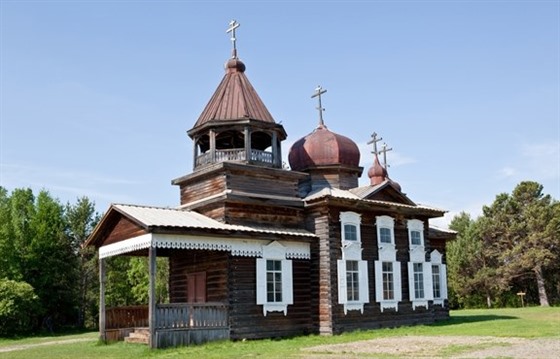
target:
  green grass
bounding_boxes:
[0,307,558,359]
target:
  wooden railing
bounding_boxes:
[156,302,228,330]
[106,305,148,329]
[195,149,274,167]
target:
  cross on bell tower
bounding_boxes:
[226,20,240,58]
[311,85,327,127]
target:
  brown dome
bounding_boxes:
[288,125,361,171]
[368,154,387,185]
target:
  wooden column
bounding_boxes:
[99,257,106,342]
[149,246,157,348]
[210,129,216,163]
[244,126,251,162]
[271,131,279,167]
[192,137,198,170]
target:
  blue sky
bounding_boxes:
[1,0,558,227]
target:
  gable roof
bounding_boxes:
[350,180,416,205]
[86,204,316,248]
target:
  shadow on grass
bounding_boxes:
[429,314,518,327]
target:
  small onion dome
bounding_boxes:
[225,57,246,73]
[288,124,361,171]
[389,178,402,192]
[368,154,387,186]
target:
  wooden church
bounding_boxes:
[86,21,455,348]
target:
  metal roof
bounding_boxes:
[192,58,276,129]
[113,204,315,237]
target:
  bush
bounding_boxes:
[0,279,40,336]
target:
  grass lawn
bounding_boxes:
[0,307,558,358]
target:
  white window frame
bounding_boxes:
[256,241,293,316]
[408,261,433,310]
[338,211,368,314]
[337,259,369,314]
[430,250,448,306]
[407,219,425,248]
[376,215,395,247]
[374,260,402,312]
[340,212,361,245]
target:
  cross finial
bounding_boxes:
[226,20,240,58]
[367,132,383,156]
[379,143,393,170]
[311,85,327,127]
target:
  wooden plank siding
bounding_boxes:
[224,202,304,229]
[104,216,147,246]
[228,256,313,340]
[169,251,229,304]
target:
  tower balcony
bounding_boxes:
[195,148,275,168]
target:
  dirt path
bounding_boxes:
[302,335,560,358]
[0,338,92,353]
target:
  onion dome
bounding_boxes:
[288,124,361,171]
[367,154,387,186]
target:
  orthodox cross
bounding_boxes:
[226,20,240,58]
[367,132,383,156]
[311,85,327,126]
[379,143,393,169]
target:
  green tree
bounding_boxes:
[65,197,100,328]
[448,212,504,308]
[0,279,40,336]
[482,181,559,307]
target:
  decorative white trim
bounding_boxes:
[376,215,395,247]
[374,260,402,312]
[99,234,153,259]
[337,259,369,314]
[340,211,361,244]
[430,250,447,306]
[256,242,294,316]
[99,233,310,259]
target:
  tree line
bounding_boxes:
[447,181,560,308]
[0,181,558,335]
[0,187,167,336]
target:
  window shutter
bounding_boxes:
[394,261,402,302]
[374,260,383,302]
[423,262,433,300]
[282,259,293,305]
[359,260,369,304]
[407,262,415,300]
[337,260,347,304]
[256,258,266,305]
[441,264,448,299]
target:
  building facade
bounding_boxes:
[86,24,455,348]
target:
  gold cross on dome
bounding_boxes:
[367,132,383,156]
[226,20,240,58]
[311,85,327,126]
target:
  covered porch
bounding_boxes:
[88,204,313,349]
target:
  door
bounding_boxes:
[187,271,207,303]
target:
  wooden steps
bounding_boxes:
[124,327,149,344]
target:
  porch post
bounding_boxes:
[99,257,106,342]
[148,245,157,348]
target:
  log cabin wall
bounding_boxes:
[228,256,313,340]
[224,202,304,229]
[304,207,334,335]
[325,208,442,334]
[168,250,229,303]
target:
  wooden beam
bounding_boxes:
[148,246,157,348]
[99,257,106,342]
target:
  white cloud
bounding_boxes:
[497,166,517,178]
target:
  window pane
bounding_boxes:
[432,265,441,298]
[382,262,394,300]
[413,263,424,299]
[266,260,283,303]
[344,224,357,241]
[411,231,422,245]
[346,260,359,302]
[380,228,392,243]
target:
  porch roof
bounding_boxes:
[85,203,316,249]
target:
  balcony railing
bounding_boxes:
[195,148,274,167]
